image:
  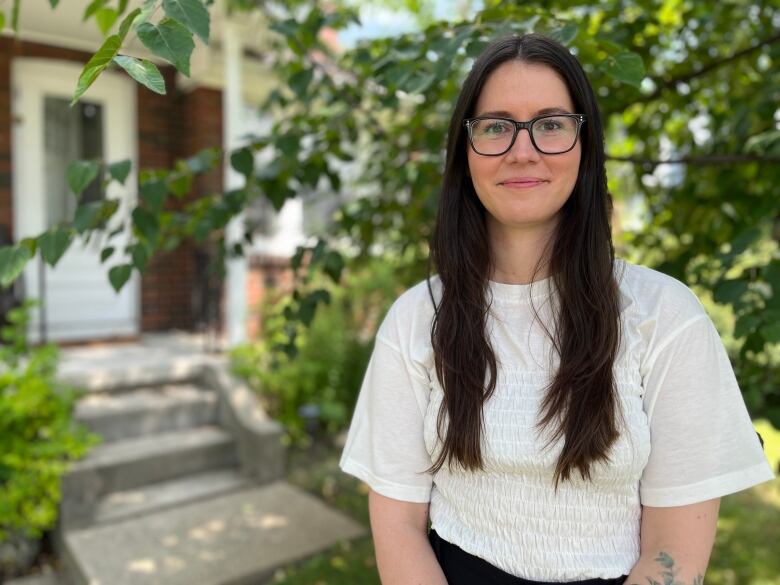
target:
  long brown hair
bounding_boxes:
[426,34,622,487]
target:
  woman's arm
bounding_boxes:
[368,488,448,585]
[624,498,720,584]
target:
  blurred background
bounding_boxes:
[0,0,778,583]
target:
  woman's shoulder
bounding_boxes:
[376,275,441,350]
[615,258,707,321]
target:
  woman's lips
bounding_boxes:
[500,179,547,189]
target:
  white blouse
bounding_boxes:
[339,259,775,581]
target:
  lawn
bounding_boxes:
[271,419,780,584]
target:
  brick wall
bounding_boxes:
[246,255,295,339]
[140,85,225,333]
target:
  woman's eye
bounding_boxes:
[484,122,510,134]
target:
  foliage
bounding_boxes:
[1,0,778,424]
[0,301,101,543]
[230,259,400,446]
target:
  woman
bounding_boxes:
[339,33,774,584]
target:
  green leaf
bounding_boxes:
[107,159,132,185]
[322,251,344,282]
[100,246,115,263]
[761,319,780,343]
[402,71,436,94]
[19,237,37,256]
[113,55,166,94]
[48,0,60,7]
[764,261,780,292]
[734,314,761,339]
[128,243,149,272]
[713,279,748,305]
[291,246,305,272]
[140,179,168,212]
[601,51,645,88]
[730,227,763,256]
[547,23,578,46]
[67,160,101,198]
[0,13,5,32]
[167,173,192,197]
[96,199,121,228]
[223,189,247,213]
[0,245,32,288]
[108,224,125,239]
[39,227,74,267]
[83,0,107,21]
[72,35,122,104]
[193,219,212,242]
[118,7,142,42]
[289,69,314,99]
[95,7,118,35]
[73,202,103,233]
[162,0,210,44]
[137,18,194,77]
[186,148,220,173]
[230,148,254,178]
[132,208,159,244]
[108,264,133,292]
[270,18,297,38]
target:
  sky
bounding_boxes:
[337,0,483,48]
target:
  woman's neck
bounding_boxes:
[487,218,557,285]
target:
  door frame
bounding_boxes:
[11,56,141,342]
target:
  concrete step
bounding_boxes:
[61,426,238,528]
[74,383,218,443]
[61,482,366,585]
[92,468,253,525]
[57,340,220,394]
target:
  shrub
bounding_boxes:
[0,301,100,543]
[231,259,401,447]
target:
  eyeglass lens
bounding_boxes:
[469,116,579,155]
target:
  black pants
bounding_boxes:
[428,529,627,585]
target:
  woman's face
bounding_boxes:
[466,60,581,237]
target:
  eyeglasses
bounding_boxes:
[463,114,586,156]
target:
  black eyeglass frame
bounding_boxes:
[463,114,587,156]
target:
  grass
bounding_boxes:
[271,420,780,584]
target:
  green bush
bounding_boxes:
[0,301,100,542]
[231,260,401,447]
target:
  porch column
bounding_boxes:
[222,15,247,346]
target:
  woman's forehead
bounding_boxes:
[474,61,575,116]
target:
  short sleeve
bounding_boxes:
[639,314,775,506]
[339,334,434,503]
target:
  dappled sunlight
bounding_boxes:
[126,555,187,575]
[104,490,146,505]
[242,503,290,530]
[187,519,227,542]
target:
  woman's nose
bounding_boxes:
[506,128,541,162]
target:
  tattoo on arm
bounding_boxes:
[626,552,705,585]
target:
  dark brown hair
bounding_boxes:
[426,33,622,487]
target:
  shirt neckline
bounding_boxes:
[487,275,554,304]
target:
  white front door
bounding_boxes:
[11,58,140,343]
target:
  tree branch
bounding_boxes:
[604,31,780,115]
[606,153,780,169]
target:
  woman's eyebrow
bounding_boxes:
[475,106,573,118]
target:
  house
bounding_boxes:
[1,0,321,346]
